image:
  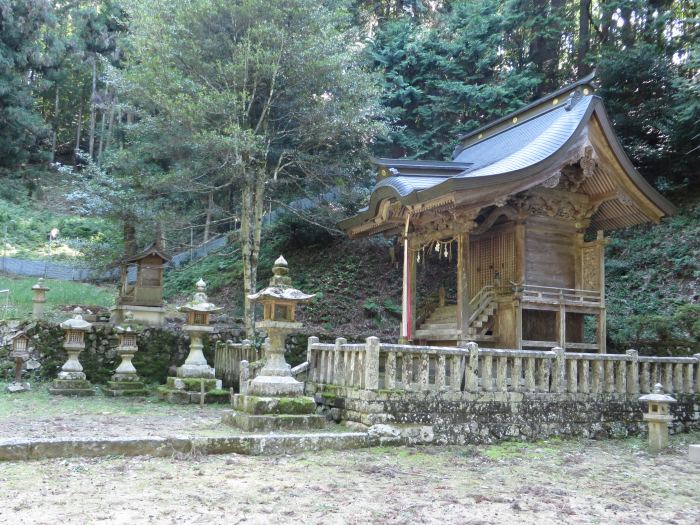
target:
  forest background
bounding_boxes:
[0,0,697,352]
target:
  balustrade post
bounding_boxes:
[673,363,684,394]
[552,347,566,394]
[694,354,700,394]
[402,353,413,390]
[567,357,578,393]
[348,349,357,387]
[307,336,319,383]
[625,349,639,395]
[482,354,493,392]
[640,362,651,394]
[524,357,535,392]
[334,338,346,386]
[683,362,693,394]
[512,357,522,392]
[436,354,446,390]
[663,363,673,393]
[495,356,508,392]
[418,353,430,389]
[450,355,462,391]
[579,360,590,394]
[466,343,479,392]
[536,357,550,393]
[591,360,602,394]
[604,361,614,394]
[615,360,627,394]
[385,351,397,389]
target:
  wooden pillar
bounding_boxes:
[597,230,607,353]
[457,232,471,340]
[514,300,523,349]
[401,231,417,343]
[514,221,525,349]
[557,302,566,349]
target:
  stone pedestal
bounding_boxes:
[31,278,49,320]
[110,305,167,327]
[5,382,30,394]
[104,315,147,396]
[176,328,215,378]
[224,394,324,432]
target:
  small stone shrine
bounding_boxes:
[31,278,49,320]
[6,331,31,393]
[50,308,94,396]
[103,312,147,396]
[111,239,170,327]
[159,279,224,403]
[224,256,325,431]
[639,383,676,451]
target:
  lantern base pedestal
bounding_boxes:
[157,377,227,404]
[103,380,148,397]
[247,375,305,397]
[223,394,325,432]
[49,379,94,396]
[5,382,30,394]
[110,305,167,327]
[176,364,216,379]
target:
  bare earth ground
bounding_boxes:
[0,386,698,524]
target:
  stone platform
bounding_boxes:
[0,432,372,461]
[225,394,326,432]
[103,381,148,397]
[157,377,229,404]
[49,379,95,396]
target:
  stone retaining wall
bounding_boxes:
[308,384,700,444]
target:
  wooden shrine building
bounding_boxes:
[110,240,170,327]
[340,75,674,352]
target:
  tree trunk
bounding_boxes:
[240,171,266,339]
[105,95,116,155]
[74,98,83,165]
[50,85,59,163]
[578,0,591,76]
[97,107,107,163]
[119,217,137,299]
[203,190,214,242]
[88,57,97,160]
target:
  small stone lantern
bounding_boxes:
[639,383,676,451]
[31,278,50,320]
[177,279,222,378]
[50,307,94,396]
[6,331,31,393]
[224,256,323,432]
[104,311,147,396]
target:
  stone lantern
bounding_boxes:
[6,331,31,393]
[50,307,94,396]
[224,256,324,431]
[177,279,222,379]
[31,278,50,320]
[159,279,222,403]
[639,383,676,451]
[104,312,147,396]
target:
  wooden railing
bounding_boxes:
[521,284,601,307]
[214,339,261,388]
[467,285,495,327]
[307,337,700,396]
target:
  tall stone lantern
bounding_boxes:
[6,332,31,393]
[50,307,94,396]
[224,256,324,431]
[31,278,50,320]
[639,383,676,451]
[177,279,222,379]
[104,312,147,396]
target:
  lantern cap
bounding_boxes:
[9,330,29,342]
[178,278,223,313]
[248,255,315,303]
[60,307,92,330]
[31,277,50,291]
[639,383,677,404]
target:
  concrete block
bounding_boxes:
[689,444,700,463]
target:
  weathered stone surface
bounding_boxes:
[5,382,30,393]
[49,379,94,396]
[103,381,148,397]
[689,444,700,463]
[0,433,371,461]
[233,394,316,415]
[222,411,326,432]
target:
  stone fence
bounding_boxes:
[306,337,700,396]
[303,337,700,444]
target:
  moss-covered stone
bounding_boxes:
[165,376,218,392]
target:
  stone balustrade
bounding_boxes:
[306,337,700,396]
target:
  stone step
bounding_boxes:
[420,322,458,331]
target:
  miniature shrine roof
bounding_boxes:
[125,241,171,264]
[340,74,675,237]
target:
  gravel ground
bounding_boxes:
[0,433,698,525]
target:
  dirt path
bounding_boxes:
[1,434,698,525]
